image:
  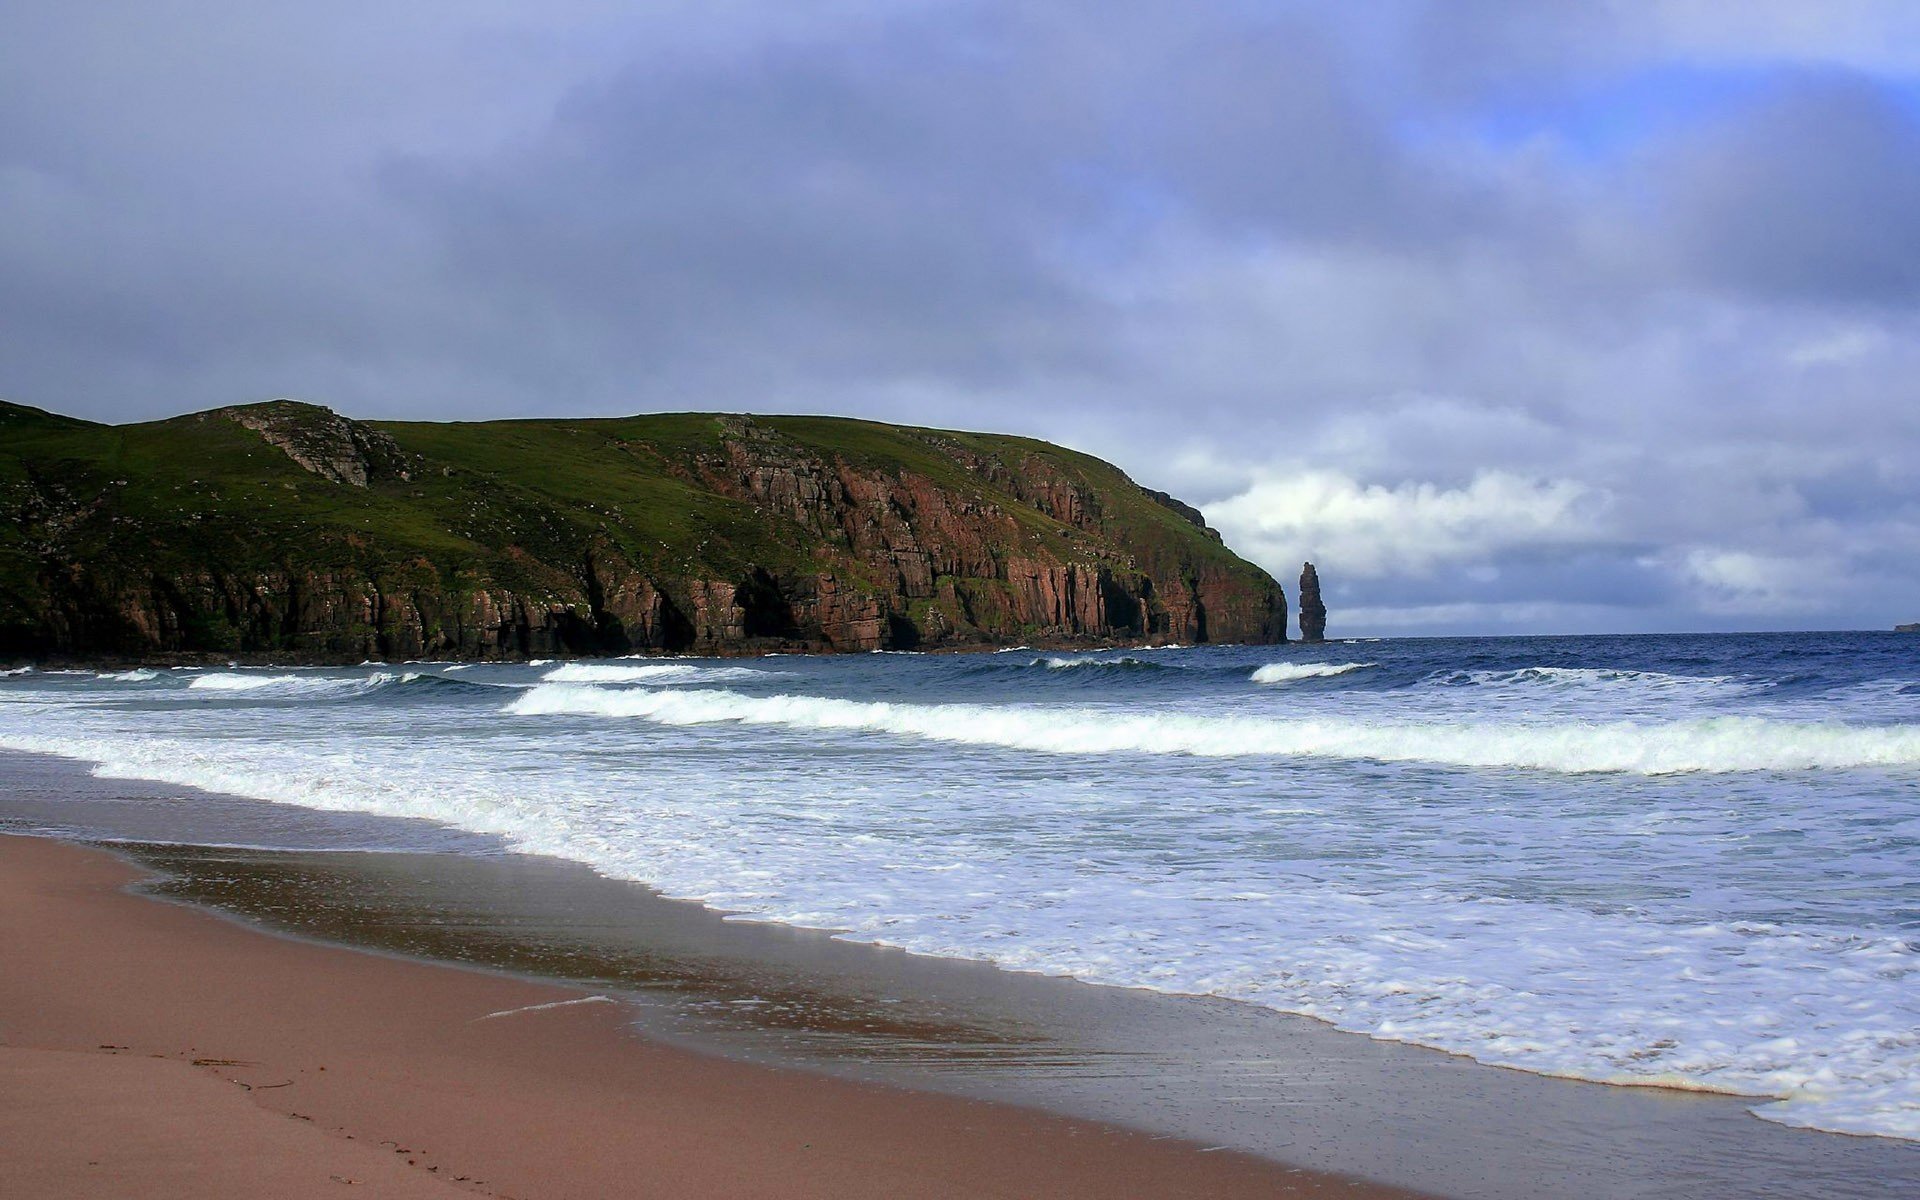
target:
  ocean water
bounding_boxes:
[3,632,1916,1141]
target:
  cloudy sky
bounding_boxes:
[5,1,1918,634]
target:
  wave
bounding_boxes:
[505,684,1920,775]
[1250,662,1374,684]
[6,713,1917,1142]
[187,673,305,691]
[1434,666,1747,695]
[95,669,160,682]
[541,662,777,684]
[382,673,514,699]
[1035,655,1164,671]
[185,671,423,699]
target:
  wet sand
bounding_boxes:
[0,833,1415,1199]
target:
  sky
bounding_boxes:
[3,1,1918,635]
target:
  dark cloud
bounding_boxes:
[1643,76,1920,303]
[386,22,1102,395]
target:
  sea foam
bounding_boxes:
[507,683,1920,774]
[1251,661,1374,683]
[541,662,775,684]
[185,671,419,699]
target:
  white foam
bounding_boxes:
[187,673,296,690]
[508,683,1920,775]
[96,669,160,682]
[541,662,774,684]
[1038,655,1152,669]
[1444,666,1746,696]
[0,666,33,677]
[1251,662,1374,684]
[3,711,1917,1141]
[184,671,415,698]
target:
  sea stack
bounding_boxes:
[1298,562,1327,643]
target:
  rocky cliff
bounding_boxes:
[0,400,1289,662]
[1297,561,1327,642]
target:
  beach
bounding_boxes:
[0,832,1406,1199]
[5,636,1920,1198]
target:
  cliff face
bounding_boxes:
[1,400,1288,662]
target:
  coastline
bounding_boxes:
[5,746,1920,1197]
[0,634,1215,672]
[0,831,1414,1199]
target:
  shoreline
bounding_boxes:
[5,748,1920,1197]
[0,831,1417,1199]
[5,628,1907,672]
[3,733,1920,1190]
[0,637,1231,673]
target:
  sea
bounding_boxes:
[2,631,1916,1145]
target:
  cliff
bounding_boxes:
[0,399,1288,662]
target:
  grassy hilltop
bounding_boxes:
[0,399,1287,661]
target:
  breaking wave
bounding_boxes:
[1250,662,1374,684]
[506,684,1920,775]
[1432,666,1750,696]
[541,662,778,684]
[1035,655,1164,671]
[185,671,424,699]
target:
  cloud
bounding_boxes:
[1786,326,1889,368]
[1676,548,1827,614]
[1206,469,1609,578]
[1638,76,1920,304]
[1,0,1918,632]
[1334,600,1641,633]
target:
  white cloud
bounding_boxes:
[1206,468,1610,578]
[1676,547,1828,615]
[1786,326,1888,368]
[1636,0,1920,75]
[1336,600,1637,633]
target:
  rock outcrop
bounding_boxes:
[1898,623,1919,633]
[1297,562,1327,643]
[0,400,1290,662]
[212,400,413,488]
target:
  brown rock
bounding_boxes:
[1298,562,1327,643]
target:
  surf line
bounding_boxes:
[473,995,618,1022]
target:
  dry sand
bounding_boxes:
[0,834,1423,1199]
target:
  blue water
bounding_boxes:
[3,632,1917,1138]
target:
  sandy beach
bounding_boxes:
[0,833,1419,1199]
